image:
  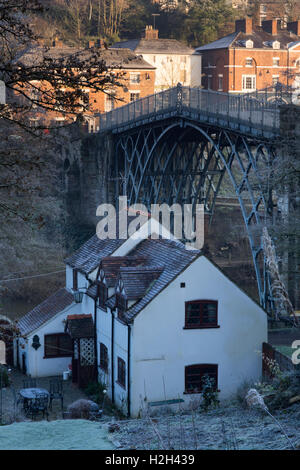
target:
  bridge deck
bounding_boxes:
[97,86,281,139]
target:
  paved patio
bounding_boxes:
[0,367,90,424]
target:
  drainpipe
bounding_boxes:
[127,323,131,418]
[94,299,98,379]
[111,309,115,404]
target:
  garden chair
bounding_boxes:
[22,378,37,388]
[27,392,49,420]
[49,378,64,411]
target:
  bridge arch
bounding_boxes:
[116,120,275,309]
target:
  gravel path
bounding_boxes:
[109,401,300,450]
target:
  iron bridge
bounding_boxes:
[97,84,285,313]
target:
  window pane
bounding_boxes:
[202,303,217,324]
[185,301,217,327]
[58,334,73,356]
[45,335,57,357]
[185,365,218,393]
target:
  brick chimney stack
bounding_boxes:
[145,25,159,40]
[287,20,300,36]
[262,19,278,35]
[96,38,106,48]
[235,18,253,34]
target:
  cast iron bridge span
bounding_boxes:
[96,84,286,312]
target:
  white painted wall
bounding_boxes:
[140,53,192,92]
[129,256,267,417]
[191,53,202,87]
[96,306,129,415]
[66,265,73,289]
[25,302,82,378]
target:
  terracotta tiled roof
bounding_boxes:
[65,314,94,338]
[17,288,74,336]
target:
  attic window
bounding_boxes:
[245,40,254,49]
[185,300,218,329]
[273,41,280,50]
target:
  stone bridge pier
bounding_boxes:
[279,105,300,310]
[63,131,116,232]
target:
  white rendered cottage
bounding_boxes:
[15,219,267,414]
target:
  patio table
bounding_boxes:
[19,387,50,400]
[19,388,50,411]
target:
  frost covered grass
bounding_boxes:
[0,419,115,450]
[111,402,300,450]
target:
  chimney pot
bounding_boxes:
[235,18,253,34]
[262,19,278,36]
[287,20,300,36]
[145,25,159,40]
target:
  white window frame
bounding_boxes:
[273,57,280,67]
[242,75,256,92]
[130,72,140,84]
[218,74,223,91]
[207,75,212,90]
[245,57,253,67]
[130,91,140,102]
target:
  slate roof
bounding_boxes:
[196,28,300,52]
[99,256,148,287]
[123,238,200,322]
[195,33,238,52]
[119,265,164,300]
[17,288,74,336]
[112,39,194,55]
[65,314,94,338]
[16,45,155,69]
[86,284,98,299]
[65,236,124,275]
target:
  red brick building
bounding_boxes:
[14,41,155,131]
[196,18,300,93]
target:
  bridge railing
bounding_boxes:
[98,85,280,136]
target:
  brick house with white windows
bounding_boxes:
[15,219,267,416]
[113,26,202,92]
[196,17,300,93]
[14,42,155,132]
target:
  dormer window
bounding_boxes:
[273,41,280,50]
[245,40,254,49]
